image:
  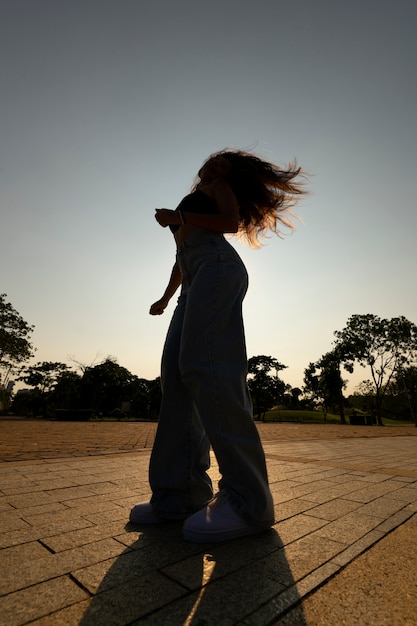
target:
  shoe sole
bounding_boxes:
[129,511,187,525]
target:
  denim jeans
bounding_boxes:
[149,229,274,526]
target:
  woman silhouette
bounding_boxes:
[130,149,306,542]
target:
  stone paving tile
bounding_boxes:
[242,585,305,626]
[59,493,127,511]
[0,538,127,595]
[160,530,284,592]
[273,498,318,522]
[271,479,364,505]
[375,507,416,533]
[0,541,52,568]
[274,513,329,543]
[242,562,341,626]
[0,512,31,533]
[355,495,409,518]
[297,480,370,504]
[72,547,181,596]
[0,575,89,626]
[313,511,383,544]
[44,485,106,502]
[14,501,69,518]
[330,529,386,567]
[393,475,417,483]
[86,481,135,495]
[17,507,98,529]
[305,497,362,521]
[5,488,93,510]
[385,484,417,502]
[2,479,81,494]
[342,472,395,484]
[342,479,409,503]
[24,600,90,626]
[82,506,128,524]
[140,547,295,626]
[278,533,344,581]
[40,520,130,552]
[0,501,15,513]
[72,554,134,595]
[76,571,189,626]
[0,517,95,549]
[2,490,55,509]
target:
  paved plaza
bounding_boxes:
[0,419,416,625]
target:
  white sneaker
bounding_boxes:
[129,502,166,524]
[183,492,265,542]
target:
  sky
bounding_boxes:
[1,0,416,394]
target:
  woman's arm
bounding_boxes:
[149,261,182,315]
[155,180,240,234]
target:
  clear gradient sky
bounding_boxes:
[2,0,416,393]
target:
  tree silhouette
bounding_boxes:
[334,314,417,424]
[0,293,34,387]
[304,350,350,423]
[18,361,69,417]
[248,355,287,421]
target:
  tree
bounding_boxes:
[303,351,349,422]
[14,357,163,420]
[78,358,138,415]
[0,294,35,386]
[19,361,69,394]
[51,370,83,410]
[248,355,287,421]
[390,366,417,424]
[334,314,417,425]
[18,361,70,416]
[303,362,321,407]
[289,387,303,409]
[128,377,162,419]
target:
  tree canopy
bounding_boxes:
[334,314,417,424]
[14,357,163,419]
[248,356,287,420]
[18,361,69,394]
[0,294,34,386]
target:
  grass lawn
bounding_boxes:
[257,410,413,426]
[259,410,342,424]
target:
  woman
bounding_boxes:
[130,149,306,542]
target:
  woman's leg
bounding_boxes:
[149,294,213,519]
[178,240,274,527]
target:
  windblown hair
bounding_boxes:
[195,149,307,247]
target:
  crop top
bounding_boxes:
[169,189,218,233]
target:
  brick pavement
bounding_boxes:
[0,420,416,625]
[1,420,415,463]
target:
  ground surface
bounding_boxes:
[0,419,416,625]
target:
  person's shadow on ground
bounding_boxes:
[77,522,307,625]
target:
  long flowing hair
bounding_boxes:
[194,149,307,247]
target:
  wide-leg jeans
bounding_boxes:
[149,229,274,527]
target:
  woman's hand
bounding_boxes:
[155,209,181,228]
[149,261,182,316]
[149,298,169,315]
